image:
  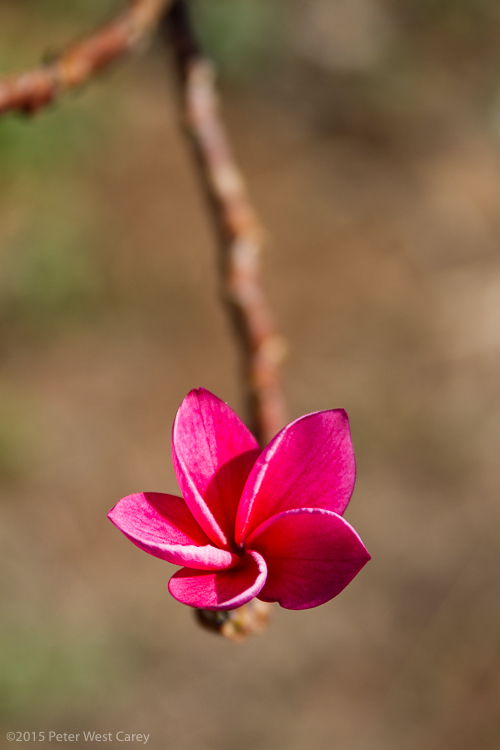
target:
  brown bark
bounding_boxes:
[164,0,288,640]
[164,0,287,449]
[0,0,173,116]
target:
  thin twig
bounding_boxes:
[164,0,287,640]
[0,0,173,116]
[163,0,287,449]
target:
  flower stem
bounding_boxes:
[162,0,287,448]
[163,0,287,638]
[195,600,272,643]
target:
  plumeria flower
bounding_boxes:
[108,388,370,611]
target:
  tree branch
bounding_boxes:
[163,0,287,450]
[164,0,288,641]
[0,0,173,116]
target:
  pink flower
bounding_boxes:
[108,388,370,611]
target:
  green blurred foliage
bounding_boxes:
[0,212,102,334]
[0,106,101,183]
[0,10,113,339]
[0,6,117,485]
[192,0,283,80]
[0,110,105,338]
[0,623,123,722]
[0,388,33,479]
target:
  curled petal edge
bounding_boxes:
[168,550,268,610]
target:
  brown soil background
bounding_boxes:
[1,3,500,749]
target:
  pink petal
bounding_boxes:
[168,550,267,610]
[246,508,370,610]
[172,388,260,549]
[235,409,356,545]
[108,493,239,571]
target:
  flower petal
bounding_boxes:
[168,550,267,610]
[172,388,260,549]
[235,409,355,544]
[108,493,239,571]
[246,508,370,610]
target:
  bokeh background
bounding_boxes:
[1,1,500,748]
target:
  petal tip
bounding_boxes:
[107,496,127,527]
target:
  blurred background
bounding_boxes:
[1,1,500,748]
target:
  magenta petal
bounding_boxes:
[235,409,356,544]
[108,493,238,571]
[172,388,260,549]
[246,508,370,610]
[168,550,267,610]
